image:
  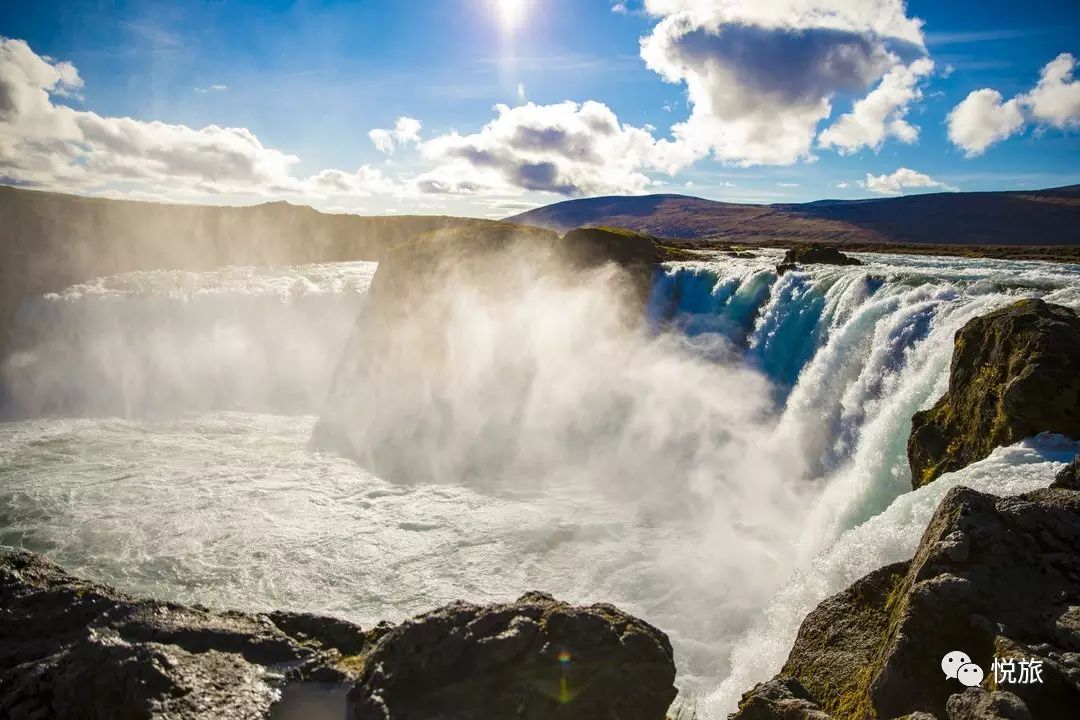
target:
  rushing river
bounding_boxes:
[1,250,1078,715]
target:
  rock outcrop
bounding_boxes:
[0,552,676,720]
[730,483,1080,720]
[1052,456,1080,490]
[0,550,381,719]
[557,226,661,269]
[349,591,677,720]
[366,222,559,313]
[908,300,1080,488]
[775,244,863,274]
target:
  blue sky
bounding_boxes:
[0,0,1078,216]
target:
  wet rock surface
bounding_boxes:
[908,299,1080,487]
[775,244,863,274]
[730,484,1080,720]
[0,551,375,720]
[1052,456,1080,490]
[349,590,677,720]
[1,553,677,720]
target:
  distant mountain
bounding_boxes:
[506,186,1080,247]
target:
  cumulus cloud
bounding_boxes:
[368,116,422,154]
[818,57,934,153]
[1022,52,1080,129]
[946,89,1025,157]
[947,53,1080,156]
[417,101,665,196]
[639,0,928,166]
[0,37,395,199]
[862,167,954,195]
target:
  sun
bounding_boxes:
[493,0,529,32]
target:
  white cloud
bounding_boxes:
[369,116,422,154]
[194,84,228,93]
[517,82,526,101]
[417,100,666,196]
[862,167,955,195]
[612,2,629,14]
[776,182,799,187]
[1021,52,1080,129]
[947,53,1080,156]
[818,57,934,153]
[946,89,1024,157]
[0,37,395,199]
[640,0,929,166]
[836,181,850,188]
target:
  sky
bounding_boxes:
[0,0,1078,217]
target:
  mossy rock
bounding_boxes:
[735,485,1080,719]
[908,299,1080,488]
[557,226,661,268]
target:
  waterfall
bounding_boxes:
[1,249,1077,716]
[0,262,377,418]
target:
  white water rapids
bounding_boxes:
[1,249,1078,715]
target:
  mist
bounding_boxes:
[3,233,1077,712]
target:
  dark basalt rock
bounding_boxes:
[1052,456,1080,490]
[348,590,677,720]
[730,484,1080,720]
[557,226,660,269]
[730,676,832,719]
[775,244,863,274]
[908,299,1080,488]
[0,550,377,720]
[1,553,676,720]
[557,226,666,303]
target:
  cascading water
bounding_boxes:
[1,249,1077,716]
[1,262,376,417]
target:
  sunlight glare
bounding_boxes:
[493,0,529,32]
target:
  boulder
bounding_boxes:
[0,550,378,720]
[1052,456,1080,490]
[730,484,1080,720]
[348,590,677,720]
[730,676,832,719]
[775,244,863,274]
[908,299,1080,488]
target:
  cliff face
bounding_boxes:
[732,485,1080,720]
[0,186,484,361]
[314,223,675,471]
[908,300,1080,488]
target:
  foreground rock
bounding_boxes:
[0,552,676,720]
[775,244,863,274]
[731,483,1080,720]
[908,299,1080,487]
[350,591,677,720]
[0,551,379,719]
[1053,456,1080,490]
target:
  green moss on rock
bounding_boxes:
[908,299,1080,488]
